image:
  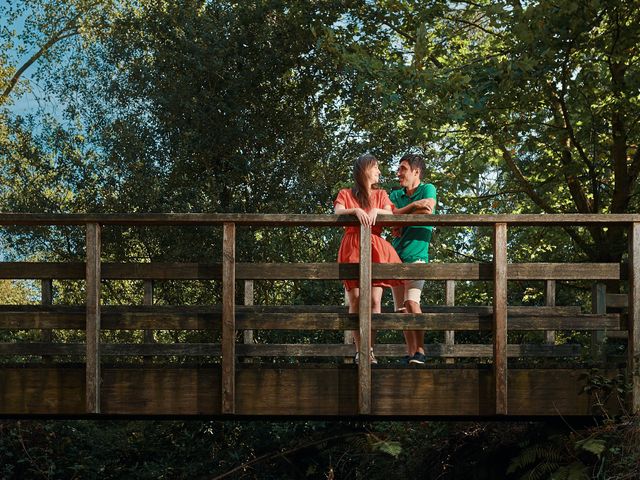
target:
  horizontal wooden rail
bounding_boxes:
[0,306,621,331]
[0,342,582,358]
[1,212,640,226]
[0,262,627,281]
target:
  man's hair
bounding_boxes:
[400,153,426,179]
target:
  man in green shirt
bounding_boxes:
[390,154,437,365]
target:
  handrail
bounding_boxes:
[0,212,640,226]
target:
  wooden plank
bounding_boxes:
[0,365,620,416]
[0,261,625,281]
[445,280,455,364]
[0,309,621,331]
[493,223,508,415]
[40,279,53,363]
[243,280,254,348]
[2,212,640,227]
[358,224,372,414]
[591,283,606,361]
[0,342,584,358]
[221,223,236,414]
[544,280,556,344]
[629,222,640,414]
[85,223,101,414]
[606,293,628,309]
[143,280,155,364]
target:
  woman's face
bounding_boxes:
[365,162,380,185]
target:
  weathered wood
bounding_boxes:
[358,224,372,414]
[591,283,606,361]
[2,212,640,227]
[606,293,628,309]
[40,279,53,363]
[85,223,101,414]
[221,223,236,414]
[0,365,620,416]
[0,262,625,281]
[0,342,585,358]
[243,280,254,347]
[494,223,508,415]
[629,223,640,414]
[544,280,556,344]
[0,309,620,331]
[445,280,455,365]
[143,280,154,364]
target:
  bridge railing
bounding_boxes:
[0,213,638,416]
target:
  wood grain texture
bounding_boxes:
[221,223,236,414]
[629,223,640,414]
[0,366,620,416]
[358,224,372,414]
[85,223,101,414]
[493,223,508,415]
[544,280,556,344]
[0,262,625,281]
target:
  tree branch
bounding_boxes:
[1,28,78,104]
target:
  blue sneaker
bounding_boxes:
[402,355,411,365]
[409,352,426,365]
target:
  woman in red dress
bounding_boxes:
[334,154,402,364]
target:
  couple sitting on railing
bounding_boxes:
[334,153,437,365]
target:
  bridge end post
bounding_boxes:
[629,222,640,414]
[222,222,236,414]
[358,224,372,415]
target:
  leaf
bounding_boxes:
[576,438,606,458]
[372,440,402,458]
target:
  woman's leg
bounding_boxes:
[347,287,360,352]
[371,287,383,348]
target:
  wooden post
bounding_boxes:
[544,280,556,344]
[591,283,606,362]
[143,280,154,364]
[222,223,236,414]
[493,223,508,415]
[629,222,640,414]
[358,224,372,414]
[445,280,455,364]
[41,279,53,363]
[243,280,254,363]
[86,223,101,414]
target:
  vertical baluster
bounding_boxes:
[493,223,508,415]
[222,223,236,414]
[86,223,101,414]
[143,280,154,364]
[41,279,53,363]
[444,280,455,364]
[544,280,556,344]
[591,283,606,363]
[358,224,372,414]
[243,280,254,363]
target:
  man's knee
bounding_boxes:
[404,299,420,312]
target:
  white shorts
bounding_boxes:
[394,260,426,305]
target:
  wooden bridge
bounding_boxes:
[0,213,638,418]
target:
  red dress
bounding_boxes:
[334,188,402,291]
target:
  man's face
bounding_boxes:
[397,161,420,188]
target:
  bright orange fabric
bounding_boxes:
[334,188,402,291]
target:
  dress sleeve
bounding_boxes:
[334,189,350,207]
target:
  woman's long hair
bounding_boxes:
[351,154,378,210]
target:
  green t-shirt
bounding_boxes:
[389,183,437,263]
